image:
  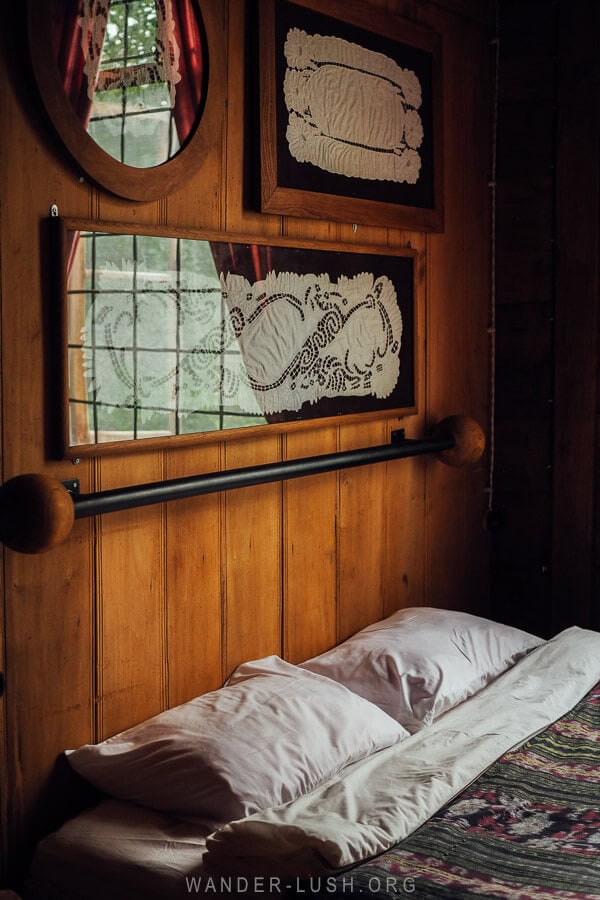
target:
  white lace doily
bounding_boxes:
[81,266,403,423]
[283,28,424,184]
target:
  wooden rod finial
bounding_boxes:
[435,415,486,467]
[0,474,75,554]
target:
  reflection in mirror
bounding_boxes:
[67,229,269,448]
[62,223,415,456]
[52,0,205,168]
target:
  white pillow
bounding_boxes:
[66,656,408,825]
[300,607,544,732]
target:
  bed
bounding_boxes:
[23,609,600,900]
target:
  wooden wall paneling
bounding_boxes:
[495,249,553,304]
[493,93,554,640]
[493,489,552,572]
[494,417,553,494]
[423,462,474,611]
[427,0,495,29]
[492,485,553,636]
[278,214,339,671]
[283,219,334,244]
[280,145,397,653]
[220,0,285,680]
[381,431,427,616]
[9,4,93,209]
[95,194,162,230]
[0,530,5,883]
[283,427,338,664]
[223,434,283,678]
[166,0,230,232]
[551,0,600,633]
[226,0,281,237]
[0,69,4,866]
[6,183,93,884]
[422,9,470,612]
[456,13,491,435]
[498,55,557,105]
[495,102,555,182]
[463,470,492,612]
[0,8,100,881]
[0,0,497,887]
[161,1,231,708]
[594,420,600,631]
[494,302,554,420]
[495,179,555,252]
[491,0,557,633]
[498,1,555,57]
[275,106,341,663]
[335,222,389,250]
[381,232,428,617]
[338,419,389,640]
[165,444,226,705]
[2,282,95,877]
[95,453,167,740]
[423,8,490,612]
[3,541,95,880]
[0,599,5,882]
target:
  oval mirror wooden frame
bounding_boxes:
[27,0,211,201]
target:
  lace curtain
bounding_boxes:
[53,0,202,142]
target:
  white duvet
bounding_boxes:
[27,627,600,899]
[203,626,600,877]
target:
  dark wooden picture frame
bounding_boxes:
[55,218,417,459]
[258,0,443,231]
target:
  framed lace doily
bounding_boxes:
[258,0,443,231]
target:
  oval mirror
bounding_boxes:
[28,0,209,200]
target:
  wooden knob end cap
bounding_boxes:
[0,474,75,553]
[436,416,486,467]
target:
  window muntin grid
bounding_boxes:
[87,0,180,167]
[67,231,267,447]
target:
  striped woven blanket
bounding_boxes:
[303,680,600,899]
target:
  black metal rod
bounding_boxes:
[72,434,454,519]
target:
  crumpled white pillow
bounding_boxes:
[300,607,544,732]
[66,656,408,825]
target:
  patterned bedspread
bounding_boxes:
[302,680,600,899]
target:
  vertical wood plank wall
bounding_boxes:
[552,0,600,633]
[492,0,600,637]
[491,0,558,634]
[0,0,493,885]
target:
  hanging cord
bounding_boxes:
[486,3,500,520]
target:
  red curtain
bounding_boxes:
[52,0,91,273]
[171,0,204,144]
[53,0,203,146]
[209,243,272,286]
[52,0,98,127]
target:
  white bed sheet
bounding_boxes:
[25,799,211,900]
[26,626,600,899]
